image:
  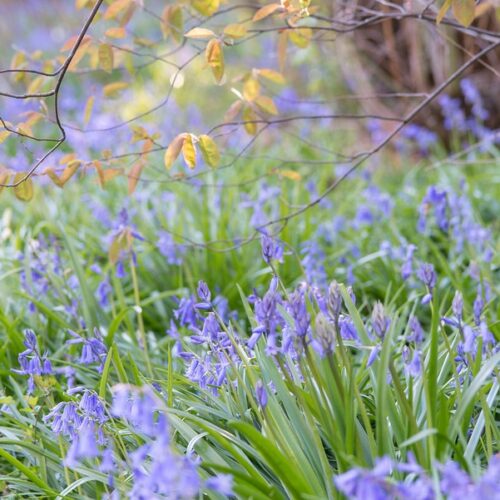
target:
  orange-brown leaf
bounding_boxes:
[253,3,282,22]
[164,134,186,170]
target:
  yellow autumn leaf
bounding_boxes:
[164,134,186,170]
[105,27,126,39]
[437,0,453,23]
[198,135,220,168]
[103,81,129,98]
[223,23,248,39]
[243,106,258,135]
[13,174,34,202]
[192,0,219,16]
[185,27,216,39]
[255,95,278,115]
[182,134,197,169]
[253,3,283,22]
[0,130,11,144]
[0,170,10,195]
[257,68,285,84]
[162,5,184,43]
[205,39,224,83]
[278,169,302,181]
[98,43,114,73]
[243,77,260,101]
[27,76,43,95]
[104,0,131,20]
[68,38,92,71]
[452,0,476,26]
[83,95,95,127]
[288,27,312,48]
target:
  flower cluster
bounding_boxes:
[334,454,500,499]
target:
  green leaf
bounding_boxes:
[98,43,114,73]
[13,174,33,202]
[231,420,316,498]
[198,135,220,168]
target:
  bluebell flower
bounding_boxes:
[371,302,390,339]
[417,263,436,304]
[401,244,417,280]
[439,94,467,132]
[339,316,359,342]
[206,474,234,496]
[311,313,335,356]
[301,240,327,286]
[367,344,381,367]
[174,294,200,328]
[326,281,342,322]
[157,230,185,265]
[407,317,424,344]
[111,384,164,436]
[473,287,484,326]
[12,330,53,394]
[255,380,268,409]
[196,280,212,310]
[334,456,393,499]
[403,347,422,378]
[96,278,112,308]
[439,460,472,499]
[67,328,108,372]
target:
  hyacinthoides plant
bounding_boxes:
[1,161,499,498]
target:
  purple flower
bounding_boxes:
[407,317,424,344]
[206,474,234,496]
[371,302,390,339]
[334,457,393,499]
[327,281,342,323]
[260,234,282,264]
[401,244,417,280]
[196,280,212,310]
[67,328,108,372]
[255,380,268,409]
[12,330,53,394]
[157,231,185,266]
[174,295,199,327]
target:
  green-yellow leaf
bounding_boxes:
[198,135,220,168]
[164,133,186,170]
[98,43,114,73]
[191,0,219,16]
[13,174,34,202]
[205,39,224,83]
[162,5,184,43]
[452,0,476,26]
[83,95,95,127]
[243,77,260,101]
[243,106,258,135]
[437,0,453,24]
[289,27,312,48]
[255,95,278,115]
[257,68,285,84]
[223,23,248,39]
[103,81,129,98]
[182,134,197,169]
